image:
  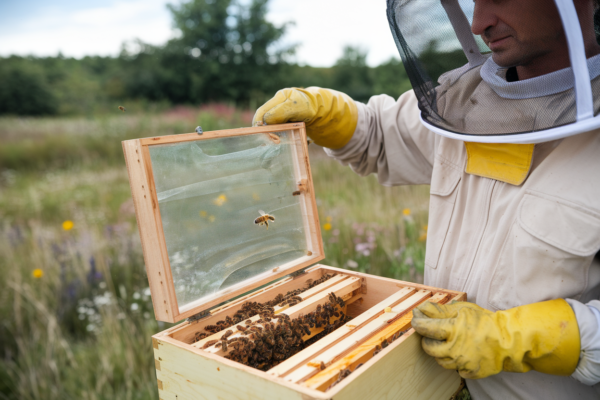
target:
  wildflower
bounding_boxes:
[323,223,332,231]
[402,208,411,216]
[32,268,43,278]
[62,220,74,231]
[199,210,207,217]
[326,216,333,223]
[419,225,428,242]
[332,229,340,236]
[213,194,227,206]
[208,215,216,223]
[346,260,359,269]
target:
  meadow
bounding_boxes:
[0,106,443,400]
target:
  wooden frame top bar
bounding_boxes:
[122,122,325,323]
[139,123,306,146]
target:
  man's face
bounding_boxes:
[471,0,567,68]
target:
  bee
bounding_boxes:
[302,324,311,336]
[237,324,247,332]
[221,330,233,340]
[292,191,301,196]
[202,340,218,349]
[118,106,126,112]
[254,210,275,229]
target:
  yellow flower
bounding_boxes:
[323,223,332,231]
[326,216,333,223]
[418,232,427,242]
[32,269,44,278]
[208,215,216,223]
[62,220,74,231]
[423,224,428,231]
[213,194,227,206]
[402,208,411,216]
[252,193,260,201]
[199,210,207,218]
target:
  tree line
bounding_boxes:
[0,0,466,116]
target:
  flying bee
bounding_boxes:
[118,106,126,112]
[254,210,275,230]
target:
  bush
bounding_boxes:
[0,59,58,115]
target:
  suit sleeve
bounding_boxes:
[324,90,437,186]
[567,298,600,385]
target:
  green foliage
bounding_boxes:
[0,57,58,115]
[118,0,294,106]
[0,0,467,116]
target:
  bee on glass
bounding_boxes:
[118,106,126,112]
[254,210,275,229]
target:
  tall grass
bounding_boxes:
[0,107,429,400]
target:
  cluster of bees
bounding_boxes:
[198,290,349,371]
[194,273,336,342]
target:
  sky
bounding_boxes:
[0,0,401,67]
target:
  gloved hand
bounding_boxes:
[411,299,580,379]
[252,87,358,149]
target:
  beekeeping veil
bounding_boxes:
[386,0,600,145]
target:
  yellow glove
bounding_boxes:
[252,87,358,149]
[411,299,580,379]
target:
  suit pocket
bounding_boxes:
[488,192,600,310]
[424,159,462,269]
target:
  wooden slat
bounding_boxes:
[304,292,451,391]
[285,289,433,384]
[314,265,465,313]
[267,286,418,378]
[191,275,349,349]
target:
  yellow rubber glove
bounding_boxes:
[411,299,580,379]
[252,87,358,149]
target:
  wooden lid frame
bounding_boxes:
[122,123,324,323]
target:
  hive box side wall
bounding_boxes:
[329,332,461,400]
[154,336,328,400]
[151,266,464,400]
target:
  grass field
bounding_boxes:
[0,106,432,400]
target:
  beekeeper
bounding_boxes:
[253,0,600,398]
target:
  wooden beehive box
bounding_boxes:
[122,123,466,400]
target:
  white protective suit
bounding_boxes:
[324,84,600,398]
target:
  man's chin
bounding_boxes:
[491,52,519,69]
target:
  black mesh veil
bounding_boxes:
[386,0,600,137]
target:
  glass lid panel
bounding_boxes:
[148,131,309,311]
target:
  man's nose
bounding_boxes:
[471,0,498,36]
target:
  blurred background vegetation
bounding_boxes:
[0,0,467,399]
[0,0,466,116]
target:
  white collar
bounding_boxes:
[480,53,600,99]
